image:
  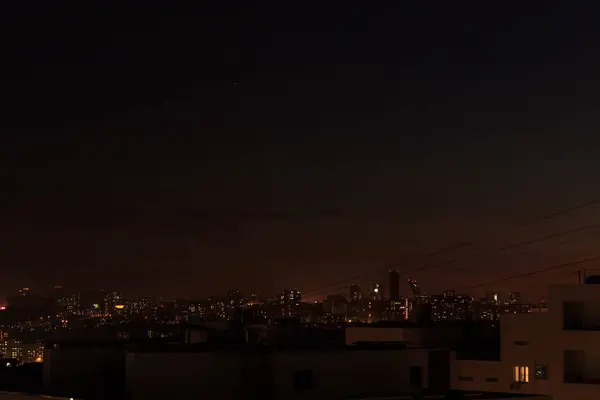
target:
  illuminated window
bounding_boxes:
[513,366,529,383]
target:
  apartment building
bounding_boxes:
[0,340,44,364]
[452,282,600,400]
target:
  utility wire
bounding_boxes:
[464,255,600,290]
[539,197,600,221]
[406,222,600,275]
[301,195,600,298]
[308,253,600,300]
[302,222,600,297]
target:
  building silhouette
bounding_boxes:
[389,270,400,301]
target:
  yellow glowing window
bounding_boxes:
[513,365,529,383]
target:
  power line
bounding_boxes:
[539,197,600,221]
[301,195,600,298]
[302,222,600,297]
[464,255,600,290]
[300,243,473,297]
[406,222,600,275]
[309,253,600,300]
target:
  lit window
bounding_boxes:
[513,365,529,383]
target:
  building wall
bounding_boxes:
[271,349,432,399]
[451,300,557,397]
[125,352,251,400]
[500,312,553,396]
[451,356,506,392]
[345,326,464,347]
[451,284,600,400]
[43,347,125,398]
[0,341,44,364]
[547,284,600,400]
[345,327,406,344]
[125,348,438,399]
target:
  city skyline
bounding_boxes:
[0,280,546,325]
[0,277,551,306]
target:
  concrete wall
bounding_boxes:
[346,326,464,348]
[546,285,600,400]
[125,348,435,399]
[126,351,273,400]
[272,349,431,399]
[43,347,125,398]
[451,284,600,400]
[345,327,406,344]
[451,296,564,397]
[500,313,553,396]
[451,357,506,393]
[549,284,600,329]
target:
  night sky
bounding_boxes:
[3,3,600,300]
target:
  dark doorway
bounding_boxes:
[563,301,584,329]
[409,366,422,388]
[428,350,450,391]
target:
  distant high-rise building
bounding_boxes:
[408,279,421,296]
[389,270,400,301]
[443,290,456,298]
[370,284,382,300]
[485,292,499,305]
[50,285,68,317]
[7,288,46,320]
[509,292,521,304]
[277,289,301,317]
[104,291,121,315]
[227,290,242,308]
[79,290,106,316]
[324,294,348,316]
[350,285,362,301]
[66,292,80,316]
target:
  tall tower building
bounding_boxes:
[485,292,499,305]
[350,285,362,301]
[389,270,400,301]
[277,289,301,317]
[509,292,521,304]
[370,284,382,301]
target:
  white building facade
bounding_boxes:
[452,283,600,400]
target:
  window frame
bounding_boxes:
[513,365,529,383]
[534,361,549,380]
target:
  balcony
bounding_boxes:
[564,350,600,384]
[563,301,600,331]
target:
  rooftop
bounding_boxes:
[127,341,441,353]
[348,391,550,399]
